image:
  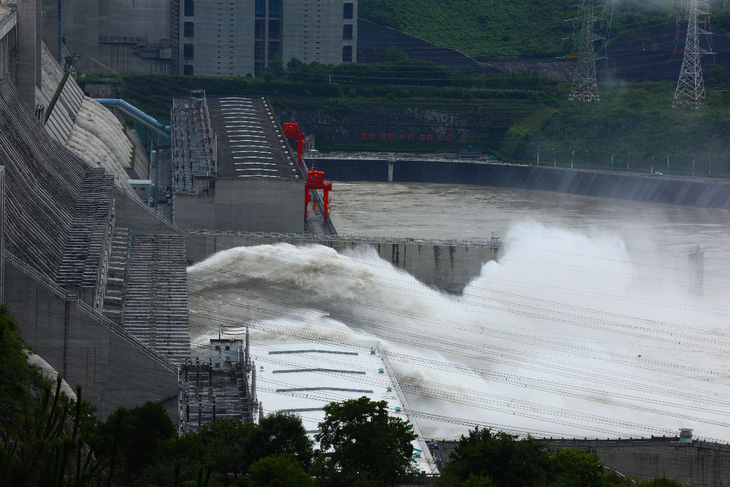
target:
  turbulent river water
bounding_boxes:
[188,182,730,441]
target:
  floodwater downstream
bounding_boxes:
[189,182,730,441]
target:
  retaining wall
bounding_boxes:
[5,256,178,419]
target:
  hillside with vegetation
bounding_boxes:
[78,1,730,179]
[104,55,730,177]
[358,0,683,59]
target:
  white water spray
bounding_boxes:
[188,220,730,441]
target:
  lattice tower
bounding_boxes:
[673,0,712,109]
[569,0,600,102]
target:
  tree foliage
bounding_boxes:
[358,0,681,59]
[315,396,417,486]
[549,448,604,487]
[249,412,313,469]
[198,417,255,484]
[93,401,176,484]
[636,478,695,487]
[438,427,551,487]
[0,303,42,439]
[248,453,315,487]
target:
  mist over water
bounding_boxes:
[188,184,730,441]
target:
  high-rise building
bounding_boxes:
[57,0,357,76]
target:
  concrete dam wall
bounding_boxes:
[185,232,500,294]
[310,158,730,209]
[0,76,184,419]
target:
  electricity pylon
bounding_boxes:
[673,0,712,109]
[569,0,600,102]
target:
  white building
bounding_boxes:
[56,0,357,76]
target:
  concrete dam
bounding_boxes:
[310,157,730,209]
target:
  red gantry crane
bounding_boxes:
[284,122,332,222]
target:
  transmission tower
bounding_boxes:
[569,0,600,102]
[673,0,712,109]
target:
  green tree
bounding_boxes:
[94,401,176,484]
[138,432,207,486]
[0,305,111,486]
[198,417,256,485]
[550,448,604,487]
[248,453,315,487]
[249,412,313,470]
[461,473,495,487]
[438,427,551,487]
[0,304,42,439]
[315,396,417,486]
[637,478,694,487]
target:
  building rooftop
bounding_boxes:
[250,340,439,475]
[207,96,299,180]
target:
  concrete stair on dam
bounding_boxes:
[0,76,185,419]
[0,79,88,279]
[121,234,190,366]
[102,228,132,322]
[57,170,115,309]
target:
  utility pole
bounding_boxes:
[569,0,600,102]
[673,0,713,108]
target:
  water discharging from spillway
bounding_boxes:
[188,220,730,441]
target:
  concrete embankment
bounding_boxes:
[185,232,499,294]
[310,158,730,209]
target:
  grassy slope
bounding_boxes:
[520,82,730,175]
[359,0,680,59]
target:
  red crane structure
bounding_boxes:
[284,122,313,164]
[283,122,332,222]
[304,170,332,222]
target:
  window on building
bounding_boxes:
[183,65,194,75]
[255,0,265,16]
[183,43,195,60]
[268,42,281,61]
[343,24,353,40]
[343,3,353,19]
[254,40,265,63]
[269,19,280,39]
[184,22,194,37]
[342,45,353,62]
[255,19,265,39]
[269,0,281,17]
[184,0,194,16]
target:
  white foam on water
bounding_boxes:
[187,220,730,441]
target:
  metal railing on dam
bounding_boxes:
[184,230,501,294]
